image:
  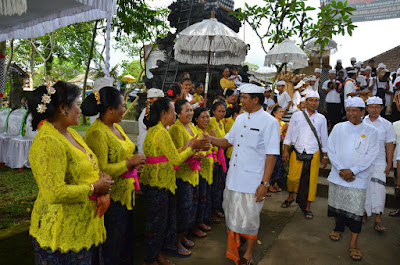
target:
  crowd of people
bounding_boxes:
[25,62,400,265]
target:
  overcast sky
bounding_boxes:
[110,0,400,70]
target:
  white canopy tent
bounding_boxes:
[0,0,116,96]
[0,0,115,42]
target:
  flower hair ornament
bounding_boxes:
[93,91,101,105]
[167,89,174,97]
[37,86,56,114]
[145,99,151,120]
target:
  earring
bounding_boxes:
[63,110,67,115]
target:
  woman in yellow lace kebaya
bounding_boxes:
[27,81,114,265]
[220,68,236,91]
[169,99,205,246]
[224,104,243,168]
[140,97,210,265]
[81,86,146,265]
[193,107,214,234]
[206,101,227,222]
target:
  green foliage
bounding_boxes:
[243,62,260,70]
[120,60,143,79]
[114,0,169,43]
[231,0,356,53]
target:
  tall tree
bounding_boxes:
[231,0,356,53]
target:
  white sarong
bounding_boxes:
[223,188,264,235]
[364,164,386,216]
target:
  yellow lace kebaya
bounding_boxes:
[29,121,105,253]
[85,119,136,210]
[224,116,235,159]
[140,121,195,194]
[207,116,226,138]
[169,119,201,187]
[196,126,214,185]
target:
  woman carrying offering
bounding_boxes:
[81,86,146,265]
[28,81,113,265]
[207,101,228,222]
[140,97,209,265]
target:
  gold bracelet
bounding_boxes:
[88,184,95,196]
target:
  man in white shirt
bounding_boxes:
[344,69,369,98]
[327,97,378,261]
[362,97,395,232]
[264,86,275,113]
[390,121,400,217]
[137,88,164,153]
[355,64,368,90]
[208,83,280,265]
[282,90,328,219]
[324,69,342,128]
[291,81,304,112]
[350,57,357,68]
[313,68,322,92]
[272,80,292,114]
[365,66,377,96]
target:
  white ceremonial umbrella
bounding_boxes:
[174,11,247,103]
[264,39,308,71]
[305,37,338,68]
[247,66,277,83]
[0,0,116,98]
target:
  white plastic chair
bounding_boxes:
[7,113,37,168]
[0,108,11,134]
[0,108,28,167]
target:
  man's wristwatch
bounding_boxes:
[261,181,270,188]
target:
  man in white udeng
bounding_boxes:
[362,96,395,232]
[327,96,378,261]
[209,83,280,265]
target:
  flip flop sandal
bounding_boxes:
[389,209,400,217]
[163,248,192,258]
[329,231,342,241]
[198,224,212,231]
[281,200,294,208]
[211,217,221,223]
[362,215,367,224]
[182,240,195,249]
[349,248,362,261]
[268,187,277,193]
[193,229,207,238]
[374,222,386,232]
[238,257,254,265]
[304,210,313,219]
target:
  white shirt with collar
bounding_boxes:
[283,110,328,155]
[363,115,395,166]
[264,97,275,113]
[225,107,280,194]
[344,78,357,97]
[137,108,147,154]
[291,90,301,112]
[277,90,292,112]
[323,79,341,103]
[327,121,379,189]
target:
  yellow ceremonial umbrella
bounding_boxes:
[121,74,136,82]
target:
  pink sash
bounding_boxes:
[121,168,141,192]
[89,194,98,200]
[185,157,202,172]
[217,148,227,173]
[146,155,179,171]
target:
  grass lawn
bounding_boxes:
[0,167,37,230]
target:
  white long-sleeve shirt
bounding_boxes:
[283,110,328,154]
[225,107,280,193]
[363,115,395,166]
[137,108,147,154]
[344,78,357,97]
[327,121,379,189]
[291,90,301,112]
